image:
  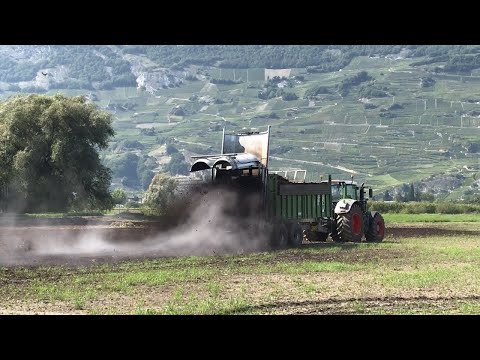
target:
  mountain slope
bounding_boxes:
[1,45,480,201]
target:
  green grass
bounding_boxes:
[370,201,480,215]
[384,213,480,223]
[274,261,366,273]
[377,267,465,288]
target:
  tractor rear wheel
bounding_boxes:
[366,212,385,242]
[331,216,342,242]
[336,203,364,242]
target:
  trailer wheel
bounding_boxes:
[366,212,385,242]
[336,203,364,242]
[270,223,289,249]
[289,224,303,247]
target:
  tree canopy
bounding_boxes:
[0,94,115,212]
[143,173,178,214]
[112,188,127,205]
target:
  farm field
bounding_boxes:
[1,216,480,314]
[2,46,480,315]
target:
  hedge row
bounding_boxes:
[368,201,480,214]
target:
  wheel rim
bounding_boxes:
[376,219,384,238]
[352,213,362,235]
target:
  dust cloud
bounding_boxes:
[0,184,273,267]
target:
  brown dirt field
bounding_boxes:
[227,294,480,314]
[2,219,480,314]
[1,217,479,267]
[0,224,163,267]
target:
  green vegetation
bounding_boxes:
[104,153,156,190]
[163,152,190,176]
[2,46,478,92]
[23,211,104,217]
[370,201,480,214]
[142,173,178,214]
[338,71,373,96]
[112,189,127,205]
[122,45,406,69]
[0,94,115,212]
[383,213,480,223]
[1,45,480,203]
[304,85,330,98]
[0,45,135,90]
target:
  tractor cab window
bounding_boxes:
[345,184,357,200]
[332,184,342,201]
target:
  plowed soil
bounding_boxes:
[1,216,479,267]
[2,217,480,314]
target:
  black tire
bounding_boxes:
[270,223,289,249]
[366,212,385,242]
[304,230,328,242]
[336,203,364,242]
[289,224,303,247]
[317,232,329,242]
[330,216,342,242]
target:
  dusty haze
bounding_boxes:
[0,185,272,267]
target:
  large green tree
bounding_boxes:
[0,94,115,212]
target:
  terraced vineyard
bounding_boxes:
[1,46,479,200]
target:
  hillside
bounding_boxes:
[1,45,480,201]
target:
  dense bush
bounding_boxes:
[338,71,373,96]
[304,85,330,98]
[282,92,298,101]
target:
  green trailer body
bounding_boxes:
[266,173,332,222]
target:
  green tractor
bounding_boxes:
[327,177,385,243]
[266,172,385,246]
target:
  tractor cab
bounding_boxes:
[331,180,358,201]
[323,178,374,213]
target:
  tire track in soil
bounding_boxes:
[224,295,480,314]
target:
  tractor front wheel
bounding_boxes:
[366,212,385,242]
[336,203,364,242]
